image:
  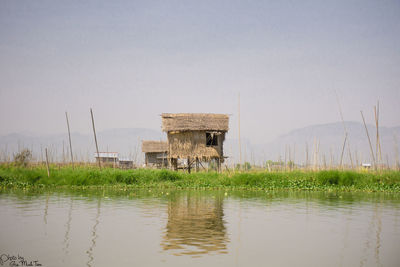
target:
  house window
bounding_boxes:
[206,132,218,146]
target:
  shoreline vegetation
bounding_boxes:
[0,164,399,193]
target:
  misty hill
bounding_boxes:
[243,121,400,167]
[1,122,399,167]
[0,128,165,163]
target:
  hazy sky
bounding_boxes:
[1,0,399,144]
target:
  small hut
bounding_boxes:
[161,113,229,172]
[119,158,134,169]
[142,140,168,168]
[94,152,119,167]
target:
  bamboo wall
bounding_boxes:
[167,131,225,161]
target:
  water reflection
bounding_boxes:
[43,193,49,225]
[360,202,383,267]
[86,198,101,267]
[1,188,399,266]
[62,198,73,260]
[161,191,228,256]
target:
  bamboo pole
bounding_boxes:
[316,140,320,170]
[45,148,50,177]
[65,112,74,169]
[90,108,101,169]
[374,102,383,168]
[305,142,309,170]
[394,134,399,170]
[347,144,354,169]
[293,143,296,170]
[355,148,359,169]
[339,134,347,169]
[238,92,242,171]
[313,138,317,171]
[360,110,376,168]
[284,144,287,171]
[335,90,354,169]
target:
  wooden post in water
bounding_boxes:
[65,112,74,169]
[45,148,50,177]
[90,108,101,170]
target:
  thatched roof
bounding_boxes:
[142,140,168,153]
[161,113,229,132]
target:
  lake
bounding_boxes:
[1,188,399,267]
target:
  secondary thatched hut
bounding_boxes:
[161,113,229,172]
[142,140,168,168]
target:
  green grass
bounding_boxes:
[0,164,399,192]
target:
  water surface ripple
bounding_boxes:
[0,189,399,267]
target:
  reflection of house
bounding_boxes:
[161,113,229,172]
[142,141,168,168]
[94,152,119,165]
[161,192,228,256]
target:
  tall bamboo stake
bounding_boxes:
[90,108,101,169]
[347,144,354,169]
[374,102,383,167]
[394,134,399,170]
[335,90,353,169]
[355,148,359,169]
[45,148,50,177]
[293,143,296,170]
[62,140,65,164]
[305,142,309,170]
[316,140,320,170]
[339,134,347,169]
[65,112,74,169]
[238,93,242,170]
[284,144,287,171]
[360,110,376,168]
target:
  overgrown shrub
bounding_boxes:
[317,170,340,185]
[13,149,32,167]
[158,170,181,181]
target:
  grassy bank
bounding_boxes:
[0,165,399,192]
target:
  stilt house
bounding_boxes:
[161,113,229,171]
[142,140,168,167]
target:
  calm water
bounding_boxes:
[1,188,400,267]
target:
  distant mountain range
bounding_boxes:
[0,128,165,164]
[1,122,399,167]
[237,121,400,167]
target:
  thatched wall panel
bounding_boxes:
[142,141,168,153]
[167,131,225,159]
